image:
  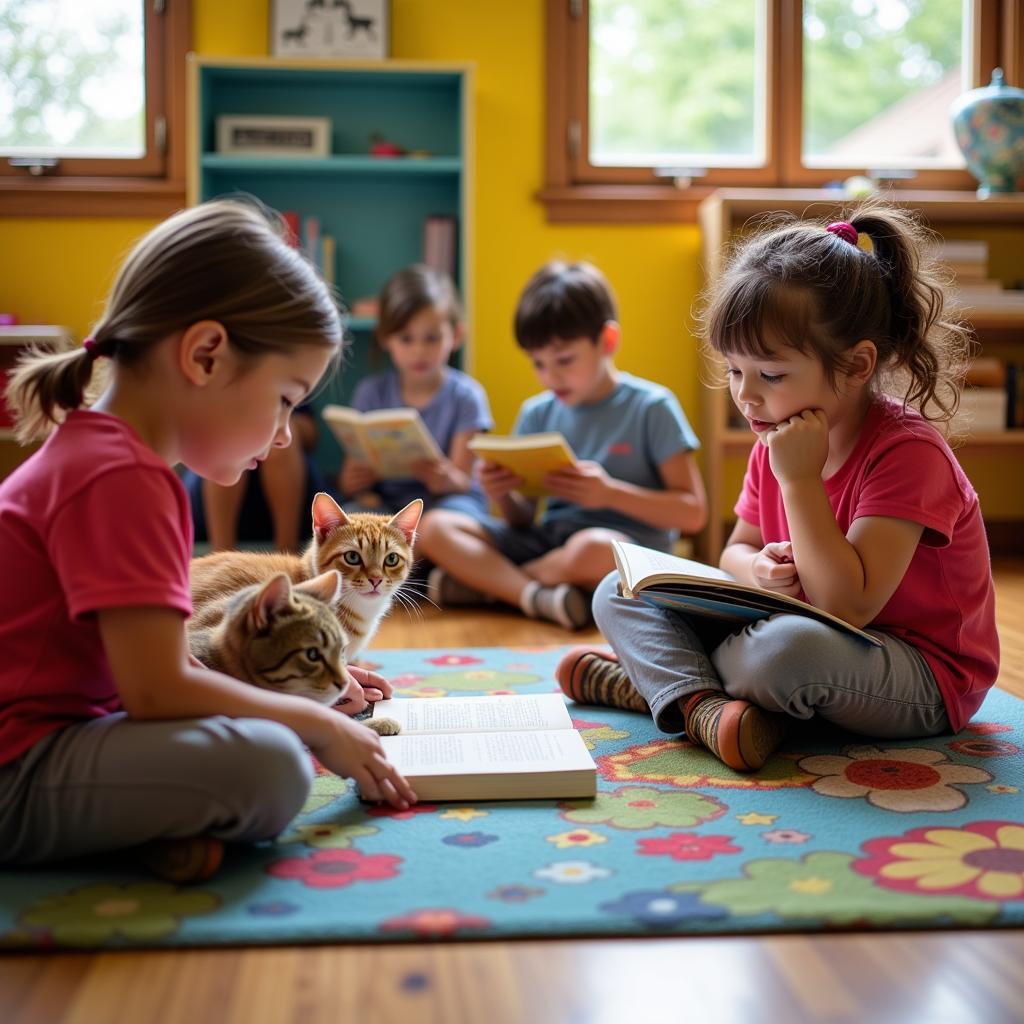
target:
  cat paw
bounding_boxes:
[364,716,401,736]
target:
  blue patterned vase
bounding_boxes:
[950,68,1024,196]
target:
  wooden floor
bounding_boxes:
[3,559,1023,1024]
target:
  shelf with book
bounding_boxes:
[188,56,473,478]
[696,189,1024,562]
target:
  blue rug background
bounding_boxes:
[2,645,1022,949]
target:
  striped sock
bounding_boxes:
[682,690,789,772]
[555,646,649,712]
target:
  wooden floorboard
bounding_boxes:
[2,558,1022,1024]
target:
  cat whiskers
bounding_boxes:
[395,578,440,615]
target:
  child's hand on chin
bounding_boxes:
[766,409,829,484]
[752,541,802,596]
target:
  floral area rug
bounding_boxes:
[2,645,1022,950]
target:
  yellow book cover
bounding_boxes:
[322,405,442,479]
[365,694,597,802]
[468,432,577,497]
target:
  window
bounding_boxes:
[0,0,189,216]
[542,0,1019,221]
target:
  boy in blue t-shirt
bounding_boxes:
[416,260,708,629]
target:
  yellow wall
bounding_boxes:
[1,1,1017,521]
[0,0,703,439]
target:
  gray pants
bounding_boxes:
[0,713,313,866]
[592,571,950,738]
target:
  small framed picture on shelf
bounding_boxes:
[272,0,389,59]
[216,116,332,158]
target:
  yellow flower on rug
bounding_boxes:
[855,821,1024,901]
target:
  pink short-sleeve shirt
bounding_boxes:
[734,396,999,732]
[0,410,193,765]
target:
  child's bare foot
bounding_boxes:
[556,645,649,712]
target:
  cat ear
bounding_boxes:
[251,573,294,631]
[389,498,424,542]
[295,569,343,606]
[312,491,350,543]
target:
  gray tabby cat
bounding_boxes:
[188,569,399,735]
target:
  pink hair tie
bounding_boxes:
[826,221,858,246]
[82,337,99,359]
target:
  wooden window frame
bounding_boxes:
[0,0,190,218]
[540,0,1020,223]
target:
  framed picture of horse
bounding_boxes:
[272,0,389,59]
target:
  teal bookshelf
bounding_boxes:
[187,56,473,477]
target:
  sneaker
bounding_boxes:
[427,567,490,608]
[682,691,789,772]
[530,583,591,630]
[138,836,224,884]
[556,645,649,712]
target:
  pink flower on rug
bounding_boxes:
[855,821,1024,901]
[366,802,438,821]
[268,849,402,889]
[963,722,1012,735]
[425,654,483,666]
[379,907,492,937]
[947,738,1020,758]
[636,833,741,861]
[388,673,425,689]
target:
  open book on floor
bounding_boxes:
[611,540,882,646]
[467,432,577,497]
[322,405,442,479]
[366,693,597,801]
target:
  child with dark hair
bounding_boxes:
[417,260,707,629]
[561,204,998,772]
[338,263,492,516]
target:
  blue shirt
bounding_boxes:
[514,372,699,551]
[351,368,494,510]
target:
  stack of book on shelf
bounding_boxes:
[935,239,1024,317]
[282,210,336,287]
[422,214,457,279]
[949,357,1022,436]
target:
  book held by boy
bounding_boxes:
[611,540,882,646]
[322,405,442,479]
[467,432,578,497]
[366,693,597,801]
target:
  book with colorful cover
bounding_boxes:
[322,405,442,479]
[366,693,597,801]
[611,540,882,646]
[467,432,578,497]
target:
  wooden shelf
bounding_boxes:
[200,155,462,175]
[696,189,1024,562]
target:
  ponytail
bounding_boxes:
[5,342,102,445]
[6,197,343,445]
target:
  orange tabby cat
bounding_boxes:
[190,493,422,663]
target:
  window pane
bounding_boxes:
[589,0,764,168]
[0,0,145,159]
[803,0,967,169]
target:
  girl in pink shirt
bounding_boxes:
[0,200,414,881]
[560,204,998,773]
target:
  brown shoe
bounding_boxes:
[139,836,224,884]
[682,691,788,772]
[555,645,649,713]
